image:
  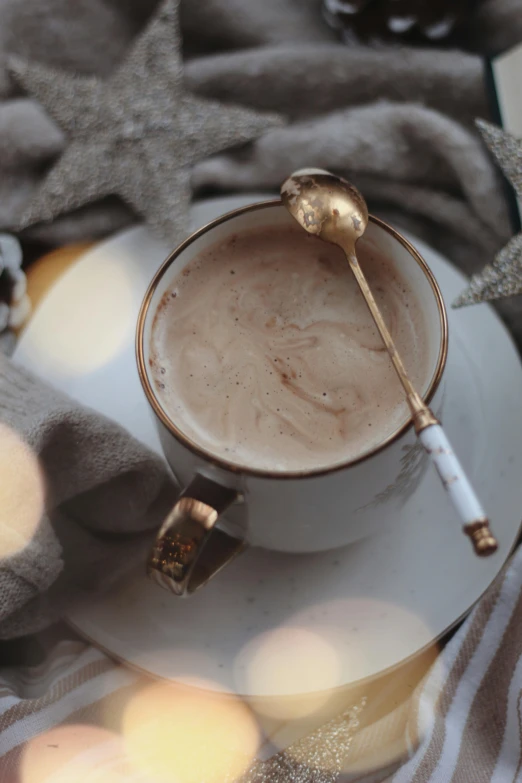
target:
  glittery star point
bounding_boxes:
[454,119,522,307]
[241,699,365,783]
[9,0,284,244]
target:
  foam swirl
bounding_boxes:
[150,225,428,472]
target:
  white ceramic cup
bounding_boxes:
[137,200,448,595]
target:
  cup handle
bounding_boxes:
[148,473,246,596]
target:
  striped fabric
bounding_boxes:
[0,547,521,782]
[0,640,141,780]
[391,545,522,783]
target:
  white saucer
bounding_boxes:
[14,195,522,698]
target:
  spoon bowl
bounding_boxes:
[280,168,368,253]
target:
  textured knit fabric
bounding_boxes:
[0,354,176,637]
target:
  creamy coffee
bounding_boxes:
[150,225,429,472]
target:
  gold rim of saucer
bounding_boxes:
[136,199,448,480]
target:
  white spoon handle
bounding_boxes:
[418,424,497,556]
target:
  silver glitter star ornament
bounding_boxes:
[9,0,283,244]
[241,699,365,783]
[454,120,522,307]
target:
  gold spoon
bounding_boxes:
[281,168,497,557]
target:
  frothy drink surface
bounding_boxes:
[150,225,429,472]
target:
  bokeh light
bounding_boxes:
[0,423,44,559]
[20,725,135,783]
[288,596,435,684]
[122,679,260,783]
[22,253,134,375]
[234,627,343,720]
